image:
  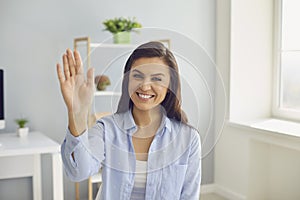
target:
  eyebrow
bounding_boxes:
[132,69,166,77]
[151,73,165,77]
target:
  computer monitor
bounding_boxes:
[0,69,5,129]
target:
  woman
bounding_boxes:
[57,41,201,200]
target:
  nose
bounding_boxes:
[139,80,151,91]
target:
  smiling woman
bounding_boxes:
[57,41,201,200]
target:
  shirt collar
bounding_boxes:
[120,109,172,136]
[123,109,137,131]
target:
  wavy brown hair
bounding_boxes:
[116,41,187,123]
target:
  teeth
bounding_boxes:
[138,93,152,99]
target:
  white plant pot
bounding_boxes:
[17,127,29,137]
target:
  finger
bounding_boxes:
[87,67,95,87]
[63,54,70,80]
[66,49,76,77]
[74,50,83,74]
[56,63,65,84]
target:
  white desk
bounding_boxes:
[0,132,63,200]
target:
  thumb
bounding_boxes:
[87,67,95,87]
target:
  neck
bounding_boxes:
[132,106,162,128]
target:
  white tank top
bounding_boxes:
[130,160,148,200]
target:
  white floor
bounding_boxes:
[200,193,229,200]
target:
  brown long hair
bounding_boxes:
[116,41,187,123]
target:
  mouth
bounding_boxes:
[136,92,155,100]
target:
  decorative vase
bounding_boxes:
[17,127,29,137]
[113,32,131,44]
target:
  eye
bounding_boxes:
[132,73,143,79]
[151,77,162,81]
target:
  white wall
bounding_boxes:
[230,0,273,122]
[0,0,216,199]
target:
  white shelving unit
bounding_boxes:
[94,90,121,96]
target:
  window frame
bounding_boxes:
[272,0,300,122]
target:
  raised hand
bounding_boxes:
[56,49,94,135]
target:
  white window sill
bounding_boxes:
[227,118,300,151]
[228,118,300,138]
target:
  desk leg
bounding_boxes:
[52,153,64,200]
[33,154,42,200]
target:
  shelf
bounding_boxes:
[94,91,121,96]
[90,43,137,48]
[74,42,137,49]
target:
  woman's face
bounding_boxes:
[128,57,171,112]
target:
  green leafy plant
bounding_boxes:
[15,118,28,128]
[103,17,142,34]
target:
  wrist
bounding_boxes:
[68,111,88,136]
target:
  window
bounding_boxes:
[273,0,300,121]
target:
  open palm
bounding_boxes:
[56,49,94,114]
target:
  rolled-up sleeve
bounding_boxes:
[61,121,105,182]
[180,129,202,199]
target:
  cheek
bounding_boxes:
[155,86,169,97]
[128,78,139,95]
[157,79,170,95]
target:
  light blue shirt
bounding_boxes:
[61,109,201,200]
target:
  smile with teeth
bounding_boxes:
[136,92,154,99]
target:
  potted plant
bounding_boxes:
[95,75,111,91]
[15,118,29,137]
[103,17,142,44]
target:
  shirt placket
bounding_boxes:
[125,128,137,200]
[145,128,165,200]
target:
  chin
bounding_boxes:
[134,104,154,111]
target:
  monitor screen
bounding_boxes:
[0,69,4,129]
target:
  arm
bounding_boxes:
[180,129,202,199]
[57,49,102,181]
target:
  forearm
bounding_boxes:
[61,129,104,181]
[68,111,88,137]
